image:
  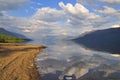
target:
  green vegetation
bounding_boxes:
[0,33,25,43]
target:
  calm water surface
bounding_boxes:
[28,36,120,80]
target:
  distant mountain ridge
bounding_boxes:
[73,28,120,54]
[0,28,26,39]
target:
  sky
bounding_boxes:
[0,0,120,38]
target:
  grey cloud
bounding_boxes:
[77,0,120,8]
[0,12,4,16]
[94,6,120,26]
[77,0,120,26]
[32,7,66,22]
[0,0,32,35]
[0,0,29,11]
[101,0,120,4]
[95,6,118,15]
[0,12,29,33]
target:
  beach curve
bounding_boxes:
[0,43,46,80]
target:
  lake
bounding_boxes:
[28,35,120,80]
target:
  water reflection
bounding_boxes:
[28,36,120,80]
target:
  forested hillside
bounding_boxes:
[0,33,25,43]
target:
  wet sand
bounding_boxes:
[0,43,45,80]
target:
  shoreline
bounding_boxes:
[0,43,46,80]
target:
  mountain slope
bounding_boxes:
[0,28,26,38]
[0,28,31,43]
[73,28,120,54]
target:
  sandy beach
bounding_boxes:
[0,43,45,80]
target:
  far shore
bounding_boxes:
[0,43,46,80]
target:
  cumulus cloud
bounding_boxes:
[22,2,108,38]
[32,7,66,22]
[59,2,100,19]
[58,2,102,31]
[21,2,97,37]
[0,0,120,38]
[59,2,89,14]
[22,1,119,37]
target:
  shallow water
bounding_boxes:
[28,36,120,80]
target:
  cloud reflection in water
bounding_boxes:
[29,36,120,80]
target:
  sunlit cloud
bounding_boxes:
[111,24,120,28]
[23,29,31,33]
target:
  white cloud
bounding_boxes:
[32,7,65,22]
[22,2,101,37]
[22,2,111,37]
[59,2,89,14]
[0,0,120,38]
[59,2,101,30]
